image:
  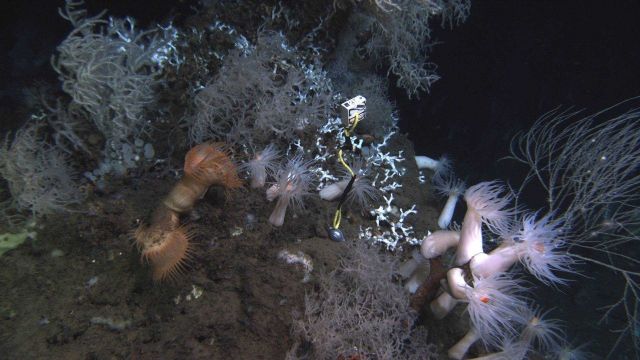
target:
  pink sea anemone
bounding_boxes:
[243,144,279,188]
[266,153,314,226]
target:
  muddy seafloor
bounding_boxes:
[0,134,466,360]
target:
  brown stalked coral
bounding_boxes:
[134,142,241,281]
[184,142,242,186]
[164,142,242,213]
[135,221,194,282]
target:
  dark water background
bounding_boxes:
[1,1,640,357]
[393,0,640,185]
[3,0,640,183]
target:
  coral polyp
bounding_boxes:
[184,142,242,190]
[135,220,194,282]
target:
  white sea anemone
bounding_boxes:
[456,181,515,265]
[415,154,453,185]
[420,230,460,259]
[433,176,466,229]
[470,212,575,286]
[520,306,565,352]
[467,339,530,360]
[448,327,480,360]
[465,273,529,347]
[554,342,594,360]
[515,213,575,285]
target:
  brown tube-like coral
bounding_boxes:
[164,142,242,213]
[134,206,192,282]
[134,142,241,281]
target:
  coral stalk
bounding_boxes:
[420,230,460,259]
[455,181,513,266]
[448,327,480,360]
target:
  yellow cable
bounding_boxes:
[333,207,342,228]
[333,150,355,230]
[337,149,355,177]
[344,112,360,137]
[333,111,361,230]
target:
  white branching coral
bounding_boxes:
[0,122,85,221]
[189,31,333,148]
[52,0,178,170]
[361,0,464,98]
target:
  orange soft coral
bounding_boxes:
[184,142,242,189]
[164,142,242,213]
[135,142,241,281]
[135,220,194,282]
